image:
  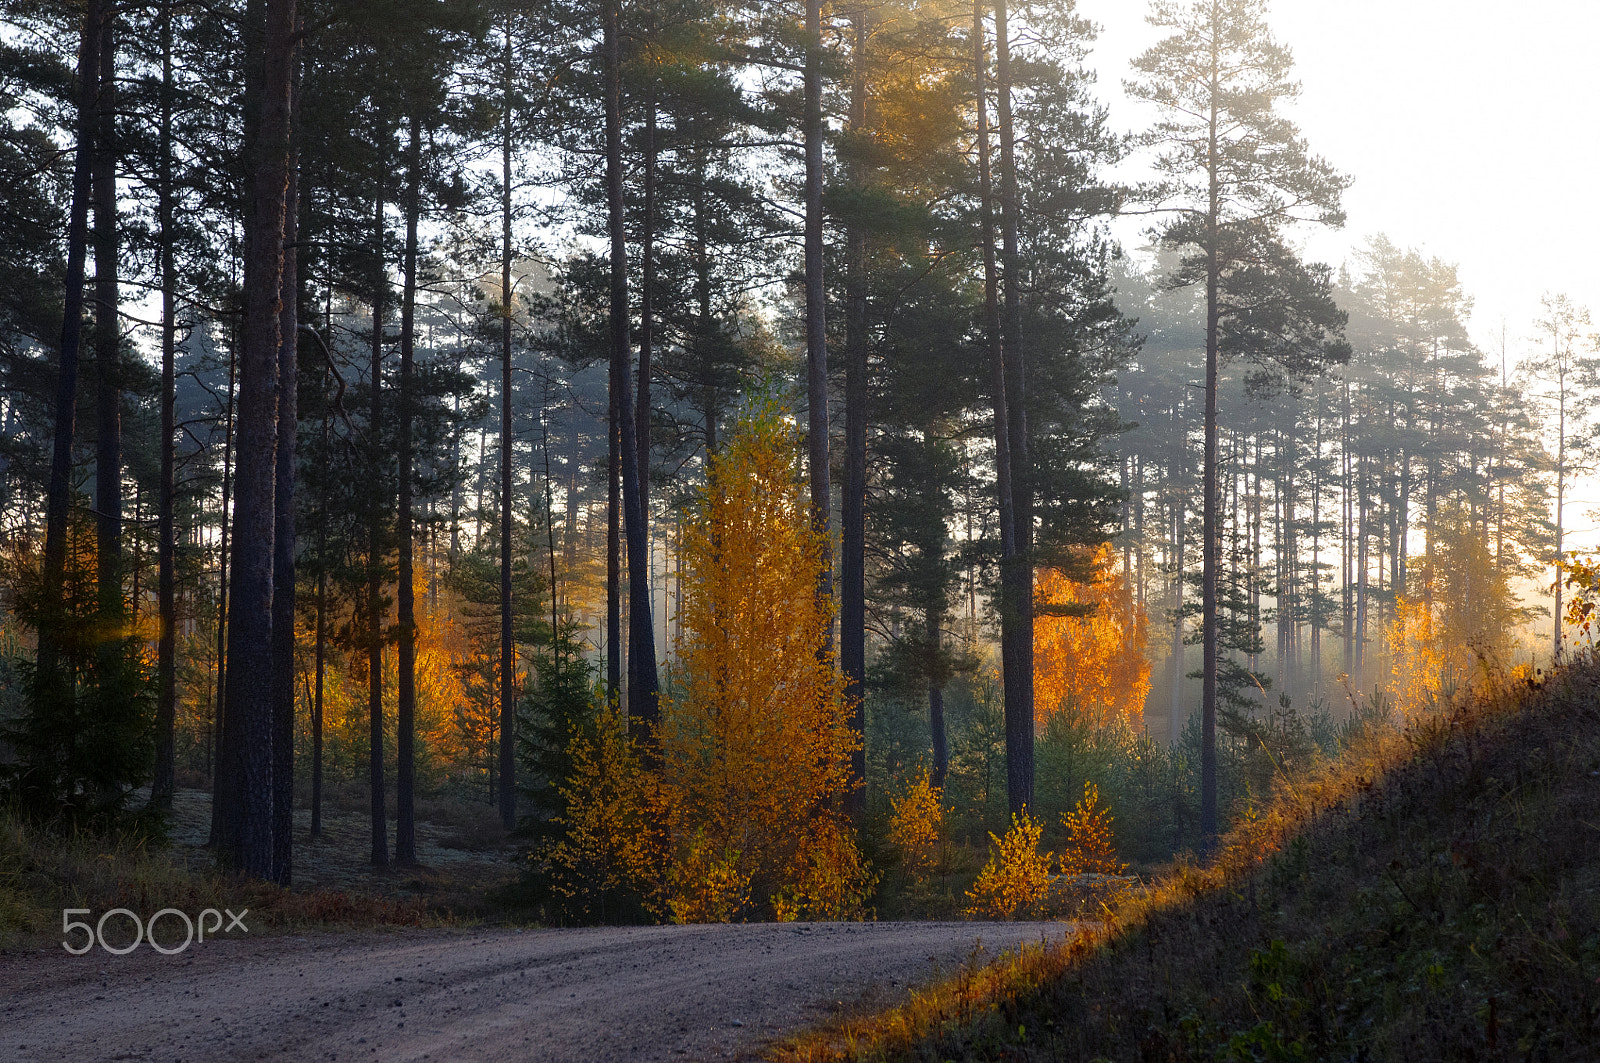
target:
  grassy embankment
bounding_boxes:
[777,657,1600,1061]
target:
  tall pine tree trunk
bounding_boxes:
[994,0,1032,815]
[312,541,325,838]
[92,7,121,643]
[38,1,101,701]
[638,21,656,514]
[1310,401,1323,695]
[603,0,660,733]
[221,0,296,878]
[607,380,621,699]
[1199,28,1222,846]
[1341,378,1354,683]
[928,609,947,789]
[841,6,870,815]
[1170,420,1186,746]
[367,185,389,868]
[803,0,833,639]
[974,0,1021,809]
[1356,445,1369,685]
[151,1,177,810]
[269,42,300,885]
[206,341,235,847]
[396,113,423,864]
[498,21,519,830]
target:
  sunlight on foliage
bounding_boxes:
[1058,782,1126,876]
[773,817,879,922]
[1383,506,1527,722]
[533,703,652,922]
[1033,547,1150,733]
[965,812,1051,920]
[655,401,869,918]
[888,769,945,879]
[1561,552,1600,648]
[1385,597,1446,720]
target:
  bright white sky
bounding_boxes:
[1077,0,1600,548]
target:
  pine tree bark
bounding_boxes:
[994,0,1032,815]
[603,0,661,733]
[38,0,102,703]
[269,43,301,885]
[312,552,326,838]
[1170,401,1186,745]
[974,1,1022,809]
[607,381,621,699]
[367,184,389,868]
[221,0,297,878]
[206,345,235,848]
[497,29,520,830]
[1199,45,1221,846]
[92,6,121,639]
[638,22,656,512]
[151,0,178,810]
[928,609,947,789]
[803,0,833,638]
[841,7,870,816]
[396,112,423,864]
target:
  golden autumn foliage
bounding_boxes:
[1384,507,1526,721]
[1385,596,1446,720]
[665,830,751,924]
[771,817,878,923]
[655,403,869,920]
[964,812,1051,919]
[1563,552,1600,647]
[1058,782,1126,876]
[888,770,945,879]
[297,568,503,792]
[536,704,653,920]
[1033,547,1151,732]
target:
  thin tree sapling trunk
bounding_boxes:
[151,0,178,810]
[396,112,423,864]
[803,0,833,639]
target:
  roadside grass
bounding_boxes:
[774,655,1600,1061]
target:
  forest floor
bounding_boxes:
[157,784,520,913]
[0,920,1072,1062]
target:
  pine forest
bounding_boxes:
[1,0,1596,970]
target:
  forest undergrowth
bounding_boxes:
[773,653,1600,1061]
[0,798,483,953]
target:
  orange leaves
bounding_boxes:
[1385,596,1444,720]
[521,405,873,923]
[657,402,868,919]
[963,786,1129,920]
[1561,552,1600,646]
[1384,508,1525,720]
[1033,546,1151,733]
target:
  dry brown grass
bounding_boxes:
[773,655,1600,1062]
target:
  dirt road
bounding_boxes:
[1,921,1071,1062]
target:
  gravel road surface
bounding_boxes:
[1,921,1072,1062]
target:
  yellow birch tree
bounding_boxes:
[657,402,867,920]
